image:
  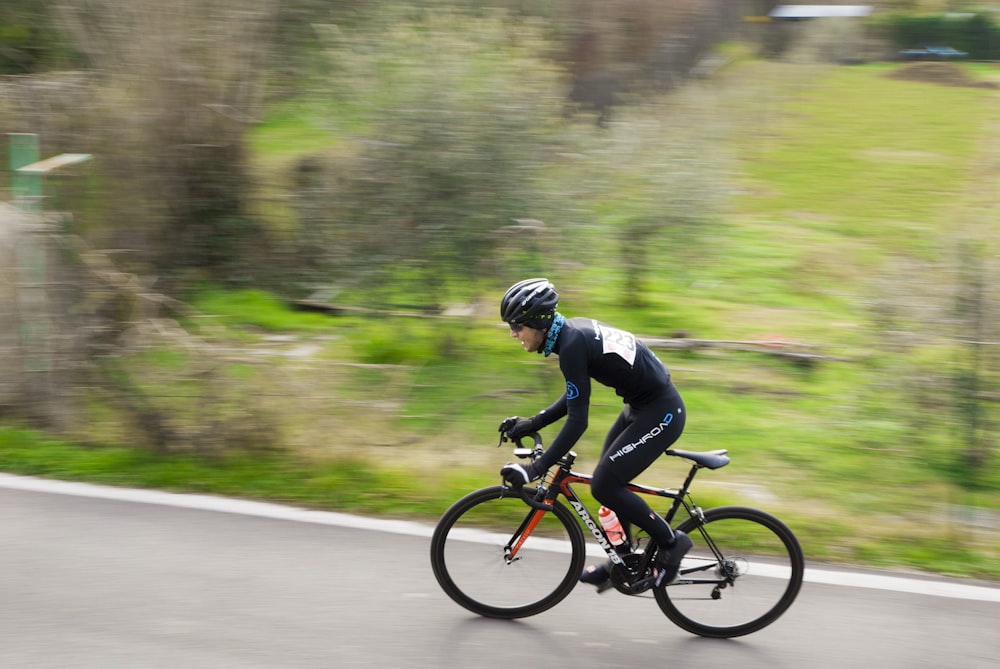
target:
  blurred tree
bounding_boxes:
[0,1,288,443]
[953,241,998,485]
[51,0,281,285]
[866,243,999,492]
[268,0,373,99]
[289,8,566,303]
[559,0,755,124]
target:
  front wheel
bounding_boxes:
[430,485,586,619]
[653,506,804,638]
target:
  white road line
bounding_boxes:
[2,472,998,603]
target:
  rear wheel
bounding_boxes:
[430,486,586,619]
[653,506,804,637]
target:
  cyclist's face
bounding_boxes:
[510,324,545,353]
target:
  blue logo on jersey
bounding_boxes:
[566,381,580,400]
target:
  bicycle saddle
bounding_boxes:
[665,449,730,469]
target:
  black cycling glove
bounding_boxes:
[500,414,543,440]
[500,461,543,489]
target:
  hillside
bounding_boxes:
[3,55,999,580]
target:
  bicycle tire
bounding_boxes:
[653,506,804,638]
[430,485,586,619]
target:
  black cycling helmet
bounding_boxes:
[500,278,559,328]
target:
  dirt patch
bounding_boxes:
[887,62,999,89]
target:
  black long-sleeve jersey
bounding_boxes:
[534,316,673,471]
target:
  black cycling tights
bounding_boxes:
[589,386,686,549]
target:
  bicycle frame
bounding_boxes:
[503,451,733,589]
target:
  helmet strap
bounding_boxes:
[541,312,565,357]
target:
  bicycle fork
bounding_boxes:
[503,506,547,564]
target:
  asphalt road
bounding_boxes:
[2,476,998,668]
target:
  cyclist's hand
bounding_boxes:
[500,461,541,489]
[501,415,539,440]
[498,416,520,437]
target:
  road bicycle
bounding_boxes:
[429,434,804,638]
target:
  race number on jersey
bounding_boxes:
[594,322,637,366]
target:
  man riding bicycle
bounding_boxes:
[498,277,692,589]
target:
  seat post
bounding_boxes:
[676,463,701,497]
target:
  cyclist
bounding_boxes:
[498,277,692,590]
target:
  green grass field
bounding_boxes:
[3,58,999,580]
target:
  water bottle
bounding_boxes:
[598,506,630,552]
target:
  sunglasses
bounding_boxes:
[508,322,525,332]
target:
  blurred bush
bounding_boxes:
[0,0,81,74]
[877,11,1000,61]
